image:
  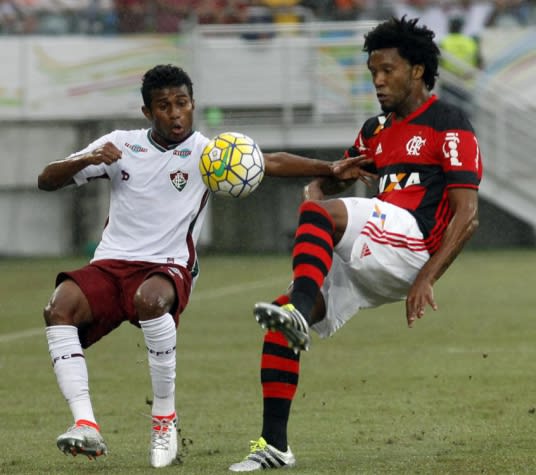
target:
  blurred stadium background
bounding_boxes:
[0,0,535,256]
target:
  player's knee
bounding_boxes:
[43,280,91,327]
[134,280,174,320]
[43,301,58,325]
[43,299,75,326]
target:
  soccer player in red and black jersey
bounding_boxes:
[229,16,482,472]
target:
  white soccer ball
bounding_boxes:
[199,131,265,198]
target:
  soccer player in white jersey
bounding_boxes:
[37,64,367,468]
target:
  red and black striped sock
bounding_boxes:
[261,295,300,451]
[291,201,334,320]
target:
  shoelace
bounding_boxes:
[248,438,267,454]
[151,417,173,450]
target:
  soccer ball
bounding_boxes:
[199,132,265,198]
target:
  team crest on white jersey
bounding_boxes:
[406,136,426,156]
[170,170,189,191]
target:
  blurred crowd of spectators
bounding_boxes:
[1,0,535,35]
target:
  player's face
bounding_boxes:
[368,48,421,116]
[143,85,194,146]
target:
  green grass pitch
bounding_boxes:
[1,250,536,474]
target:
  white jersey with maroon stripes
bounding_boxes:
[71,129,210,270]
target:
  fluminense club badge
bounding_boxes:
[170,170,188,191]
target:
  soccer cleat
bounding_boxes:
[56,422,108,460]
[150,413,178,468]
[254,302,311,352]
[229,437,296,472]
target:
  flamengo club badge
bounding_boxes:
[170,170,188,191]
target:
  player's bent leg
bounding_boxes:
[135,275,179,468]
[254,302,311,352]
[229,437,296,472]
[56,420,108,460]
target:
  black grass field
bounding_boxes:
[1,250,535,474]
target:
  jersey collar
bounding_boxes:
[147,129,195,152]
[391,94,438,124]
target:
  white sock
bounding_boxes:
[140,313,177,417]
[46,325,97,425]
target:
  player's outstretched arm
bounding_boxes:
[263,152,330,177]
[38,142,122,191]
[263,152,373,179]
[405,188,479,327]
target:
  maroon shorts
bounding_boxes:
[57,259,193,348]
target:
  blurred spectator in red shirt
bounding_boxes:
[152,0,187,33]
[330,0,368,21]
[115,0,148,33]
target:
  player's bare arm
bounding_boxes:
[263,152,370,178]
[38,142,122,191]
[405,188,479,327]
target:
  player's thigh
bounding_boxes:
[44,279,92,327]
[334,197,376,262]
[54,263,125,347]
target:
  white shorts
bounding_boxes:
[312,197,430,338]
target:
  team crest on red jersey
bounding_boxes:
[406,136,426,156]
[170,170,188,191]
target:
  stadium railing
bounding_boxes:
[188,21,536,233]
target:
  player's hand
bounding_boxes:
[405,278,438,328]
[331,155,377,187]
[87,142,122,165]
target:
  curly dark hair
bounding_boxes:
[363,16,440,91]
[141,64,194,108]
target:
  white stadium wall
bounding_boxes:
[0,25,535,255]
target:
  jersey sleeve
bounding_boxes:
[440,128,482,190]
[344,123,378,174]
[70,131,120,185]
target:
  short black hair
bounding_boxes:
[141,64,194,108]
[363,16,440,90]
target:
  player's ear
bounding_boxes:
[412,64,424,81]
[142,105,152,121]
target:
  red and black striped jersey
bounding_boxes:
[345,95,482,254]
